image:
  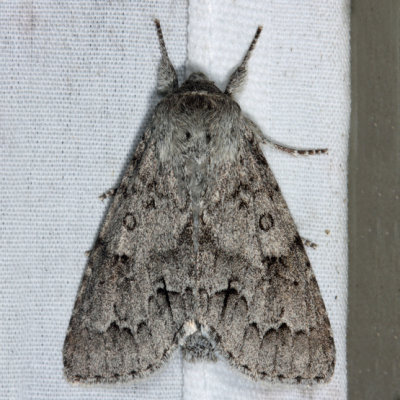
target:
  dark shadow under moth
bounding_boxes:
[63,20,335,385]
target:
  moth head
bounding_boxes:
[178,72,222,94]
[154,19,262,97]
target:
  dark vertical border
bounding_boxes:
[348,1,400,398]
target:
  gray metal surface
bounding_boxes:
[348,1,400,398]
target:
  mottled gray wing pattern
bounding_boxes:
[63,129,196,383]
[197,124,335,384]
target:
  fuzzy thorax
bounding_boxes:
[153,79,246,253]
[155,89,244,174]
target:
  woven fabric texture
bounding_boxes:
[185,1,349,399]
[1,1,349,399]
[0,2,187,399]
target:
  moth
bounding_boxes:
[63,20,335,385]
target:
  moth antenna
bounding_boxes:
[154,19,178,94]
[225,26,263,96]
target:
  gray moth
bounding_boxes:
[63,20,335,385]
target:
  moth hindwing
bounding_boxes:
[63,19,335,385]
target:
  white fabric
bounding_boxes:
[186,1,349,399]
[0,2,187,399]
[0,1,349,399]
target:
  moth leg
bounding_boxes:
[301,237,318,249]
[263,136,328,156]
[99,187,117,201]
[245,117,328,156]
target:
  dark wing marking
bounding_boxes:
[63,129,196,383]
[197,125,335,384]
